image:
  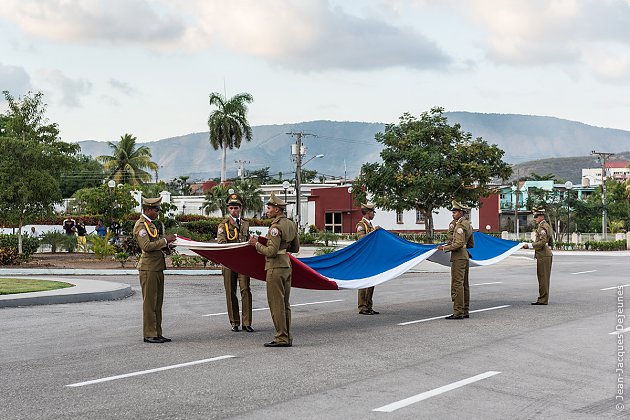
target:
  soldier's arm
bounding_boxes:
[216,223,227,244]
[255,227,281,257]
[532,229,548,251]
[443,228,465,252]
[288,233,300,253]
[134,226,168,252]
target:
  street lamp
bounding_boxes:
[565,181,573,244]
[295,154,324,228]
[347,186,353,233]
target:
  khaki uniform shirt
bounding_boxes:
[442,217,474,261]
[533,220,554,258]
[356,218,374,239]
[217,216,249,244]
[255,215,299,270]
[133,216,168,271]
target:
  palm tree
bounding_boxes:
[203,184,231,217]
[232,179,264,216]
[208,92,254,182]
[97,133,158,185]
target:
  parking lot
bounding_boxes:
[1,252,627,419]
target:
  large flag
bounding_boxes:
[174,229,523,290]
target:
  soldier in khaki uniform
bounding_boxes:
[356,203,380,315]
[522,208,553,305]
[248,193,299,347]
[437,201,474,319]
[133,197,176,343]
[217,193,253,332]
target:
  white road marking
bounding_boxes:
[572,270,597,275]
[609,327,630,335]
[471,282,503,286]
[66,355,236,387]
[373,371,501,412]
[601,284,630,291]
[202,299,344,317]
[398,305,511,326]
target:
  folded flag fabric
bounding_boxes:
[174,229,523,290]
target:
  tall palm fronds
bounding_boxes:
[232,179,264,216]
[208,92,254,182]
[97,133,158,185]
[203,184,231,217]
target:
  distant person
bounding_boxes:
[522,207,554,305]
[30,226,38,237]
[356,203,381,315]
[95,220,107,237]
[75,218,88,253]
[217,193,253,332]
[109,217,121,244]
[62,215,76,236]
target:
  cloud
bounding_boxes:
[108,78,137,96]
[39,69,92,107]
[0,63,31,97]
[0,0,187,48]
[187,0,452,71]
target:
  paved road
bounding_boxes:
[2,253,627,419]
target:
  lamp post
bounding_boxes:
[295,153,324,228]
[565,181,573,244]
[282,180,290,204]
[107,179,116,220]
[347,186,353,233]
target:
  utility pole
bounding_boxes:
[513,170,520,238]
[234,160,250,181]
[591,150,614,239]
[287,131,315,228]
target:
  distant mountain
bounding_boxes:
[76,113,630,182]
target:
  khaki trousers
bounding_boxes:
[222,267,252,327]
[536,256,553,304]
[450,259,469,316]
[358,287,375,311]
[266,267,292,345]
[76,235,87,253]
[139,270,164,337]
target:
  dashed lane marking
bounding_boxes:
[398,305,511,326]
[202,299,345,317]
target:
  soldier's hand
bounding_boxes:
[437,245,445,250]
[248,236,258,246]
[522,243,529,249]
[165,234,177,243]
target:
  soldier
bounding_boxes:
[133,197,176,343]
[356,203,380,315]
[217,193,253,332]
[248,193,299,347]
[522,207,553,305]
[437,200,474,319]
[75,218,87,253]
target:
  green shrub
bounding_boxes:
[39,231,67,253]
[316,231,338,246]
[115,235,141,257]
[299,232,317,244]
[314,246,336,256]
[0,247,19,265]
[0,233,40,256]
[88,234,116,259]
[584,240,626,251]
[114,251,130,267]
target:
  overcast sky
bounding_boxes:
[1,0,630,143]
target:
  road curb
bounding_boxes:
[0,268,221,276]
[0,277,133,308]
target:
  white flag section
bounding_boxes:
[174,229,524,290]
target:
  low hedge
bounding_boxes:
[0,234,40,257]
[584,240,626,251]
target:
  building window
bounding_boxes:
[415,209,426,224]
[325,212,342,233]
[396,210,403,224]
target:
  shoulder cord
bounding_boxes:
[225,222,238,241]
[143,221,158,238]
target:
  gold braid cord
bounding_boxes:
[143,221,158,238]
[225,222,238,241]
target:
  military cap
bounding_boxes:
[267,192,287,208]
[533,207,546,217]
[142,196,162,207]
[226,193,243,207]
[450,200,469,211]
[361,203,376,211]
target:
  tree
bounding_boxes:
[166,176,192,196]
[208,92,254,182]
[60,154,105,198]
[301,169,318,183]
[353,107,512,240]
[97,133,157,185]
[72,184,138,219]
[203,184,231,217]
[232,179,264,216]
[0,91,80,253]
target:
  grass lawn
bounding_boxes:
[0,278,74,295]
